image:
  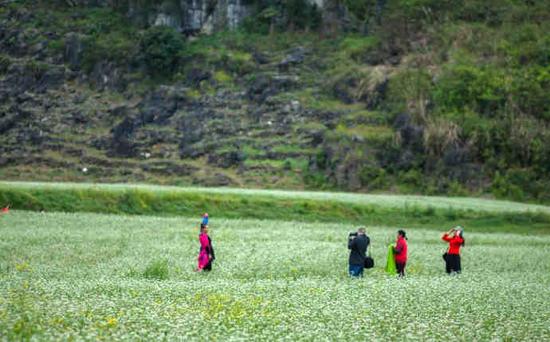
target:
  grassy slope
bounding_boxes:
[1,3,549,203]
[1,181,549,233]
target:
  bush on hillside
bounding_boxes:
[433,63,508,117]
[509,66,550,121]
[140,25,184,76]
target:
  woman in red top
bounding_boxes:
[442,226,465,274]
[393,230,408,277]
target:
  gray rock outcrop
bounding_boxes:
[59,0,331,33]
[64,0,253,34]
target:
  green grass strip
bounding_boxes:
[1,183,550,234]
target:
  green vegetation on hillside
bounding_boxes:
[0,1,549,202]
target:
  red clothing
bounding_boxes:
[442,234,464,255]
[197,233,212,270]
[394,236,408,263]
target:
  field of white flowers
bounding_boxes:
[1,211,550,340]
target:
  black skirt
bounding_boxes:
[445,253,461,273]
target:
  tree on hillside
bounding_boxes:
[140,25,184,76]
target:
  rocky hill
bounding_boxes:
[0,0,549,202]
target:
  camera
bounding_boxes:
[349,232,358,238]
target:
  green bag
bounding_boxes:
[385,244,396,274]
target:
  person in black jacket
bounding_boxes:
[348,227,370,277]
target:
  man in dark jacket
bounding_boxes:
[348,227,370,277]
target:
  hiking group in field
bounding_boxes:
[4,205,466,276]
[194,212,465,277]
[348,225,465,278]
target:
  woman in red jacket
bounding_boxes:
[394,230,408,277]
[442,226,465,274]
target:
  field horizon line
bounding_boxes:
[1,181,550,234]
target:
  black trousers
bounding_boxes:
[396,262,406,277]
[445,254,461,274]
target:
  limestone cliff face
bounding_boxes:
[129,0,251,34]
[64,0,327,33]
[62,0,253,33]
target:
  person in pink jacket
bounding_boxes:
[393,230,408,277]
[196,223,215,272]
